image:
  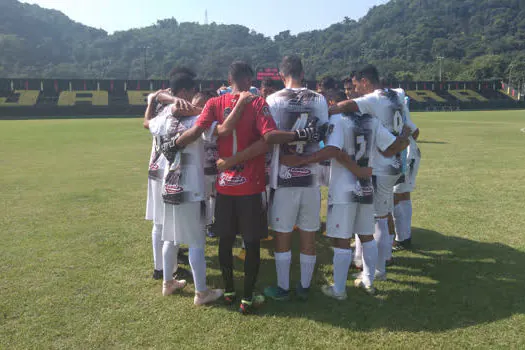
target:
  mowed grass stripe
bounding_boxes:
[1,111,525,349]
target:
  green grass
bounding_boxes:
[1,111,525,349]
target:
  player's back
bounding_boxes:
[267,88,328,133]
[354,89,406,135]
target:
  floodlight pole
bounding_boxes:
[436,56,445,81]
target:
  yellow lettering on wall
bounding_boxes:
[448,90,488,102]
[406,90,447,103]
[128,91,154,106]
[0,90,40,106]
[58,91,108,106]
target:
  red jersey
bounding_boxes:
[196,93,277,196]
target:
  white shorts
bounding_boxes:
[145,178,164,225]
[394,156,421,194]
[373,175,401,217]
[270,187,321,232]
[162,201,206,248]
[326,203,375,239]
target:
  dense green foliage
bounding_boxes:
[1,0,525,84]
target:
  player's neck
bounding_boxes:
[230,85,249,94]
[284,78,302,89]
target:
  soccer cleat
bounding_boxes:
[352,271,386,282]
[295,281,310,301]
[238,295,265,315]
[321,285,347,301]
[386,258,395,267]
[223,292,237,305]
[152,269,163,280]
[392,241,406,252]
[194,289,224,306]
[162,279,187,296]
[263,286,291,301]
[173,267,191,281]
[354,278,376,295]
[177,251,189,265]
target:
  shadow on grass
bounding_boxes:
[205,227,525,332]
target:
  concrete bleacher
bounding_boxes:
[0,78,523,118]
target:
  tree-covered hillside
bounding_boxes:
[1,0,524,84]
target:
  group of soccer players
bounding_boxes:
[143,55,421,313]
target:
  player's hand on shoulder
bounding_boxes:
[356,166,373,180]
[172,99,196,116]
[237,91,255,106]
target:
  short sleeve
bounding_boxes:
[315,95,330,125]
[325,116,345,151]
[195,98,217,130]
[403,104,417,131]
[354,94,375,115]
[254,98,277,136]
[375,121,397,152]
[202,121,218,143]
[148,106,171,136]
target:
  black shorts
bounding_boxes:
[214,192,268,242]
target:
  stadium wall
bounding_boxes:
[1,78,523,119]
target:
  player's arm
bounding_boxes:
[412,128,420,140]
[173,101,216,148]
[216,139,269,171]
[380,126,410,158]
[143,91,162,129]
[328,99,359,115]
[263,122,328,145]
[214,92,254,136]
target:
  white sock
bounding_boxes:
[300,253,316,289]
[361,239,378,287]
[333,248,352,295]
[275,251,291,291]
[374,218,389,276]
[152,224,163,271]
[386,234,394,261]
[354,235,363,267]
[404,200,413,240]
[394,200,413,241]
[207,195,215,226]
[162,241,179,282]
[189,247,207,293]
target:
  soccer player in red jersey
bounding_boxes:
[167,61,325,314]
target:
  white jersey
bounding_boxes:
[354,88,415,176]
[326,113,396,205]
[147,104,169,181]
[267,88,329,189]
[148,108,205,203]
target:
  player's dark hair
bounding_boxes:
[168,67,196,79]
[228,61,254,83]
[170,72,196,95]
[355,65,380,85]
[328,90,347,104]
[279,55,304,80]
[320,76,337,91]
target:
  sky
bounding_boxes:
[21,0,389,37]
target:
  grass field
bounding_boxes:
[1,110,525,349]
